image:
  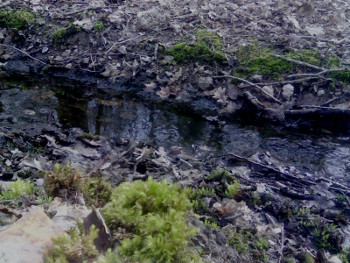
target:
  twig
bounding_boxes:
[286,68,347,79]
[213,75,282,104]
[105,34,145,55]
[272,54,325,71]
[0,44,47,65]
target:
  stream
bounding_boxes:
[1,78,350,187]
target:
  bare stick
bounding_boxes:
[0,44,47,65]
[213,74,282,104]
[105,34,146,55]
[272,54,325,71]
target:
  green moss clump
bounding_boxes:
[0,179,34,200]
[329,71,350,84]
[0,9,35,30]
[103,177,198,263]
[51,24,78,44]
[46,224,99,263]
[195,29,224,51]
[96,249,122,263]
[225,180,241,198]
[168,42,226,65]
[44,164,85,197]
[313,223,341,252]
[83,176,112,206]
[94,21,104,32]
[235,44,293,79]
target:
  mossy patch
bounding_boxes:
[168,29,226,65]
[46,224,99,263]
[0,179,34,200]
[94,21,104,32]
[103,177,199,263]
[0,9,36,30]
[52,24,79,44]
[83,176,112,206]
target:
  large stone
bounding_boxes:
[0,207,64,263]
[197,77,213,90]
[282,84,294,100]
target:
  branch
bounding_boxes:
[271,54,325,71]
[213,74,282,104]
[0,44,47,66]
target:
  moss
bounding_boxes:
[168,42,226,65]
[0,179,34,200]
[195,29,223,50]
[103,177,198,263]
[203,219,219,229]
[0,9,35,30]
[46,224,99,263]
[44,164,85,197]
[329,71,350,84]
[94,21,104,32]
[207,168,232,181]
[235,44,293,79]
[51,24,78,44]
[339,248,350,263]
[298,252,315,263]
[96,249,122,263]
[225,180,241,198]
[83,176,112,206]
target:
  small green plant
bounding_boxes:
[0,179,34,200]
[225,180,241,198]
[207,168,232,181]
[256,237,269,251]
[339,248,350,263]
[51,24,78,44]
[195,29,223,51]
[44,164,85,197]
[94,21,104,32]
[95,249,122,263]
[190,187,216,199]
[313,223,340,252]
[83,176,112,206]
[38,196,53,205]
[46,224,98,263]
[203,219,219,229]
[0,9,35,29]
[103,177,198,263]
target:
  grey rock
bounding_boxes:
[262,85,274,97]
[282,84,294,100]
[197,77,213,90]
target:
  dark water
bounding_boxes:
[1,79,349,185]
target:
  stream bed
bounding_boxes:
[1,79,349,186]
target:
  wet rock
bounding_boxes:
[282,84,294,101]
[0,207,64,263]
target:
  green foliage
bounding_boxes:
[339,248,350,263]
[39,196,53,205]
[95,249,122,263]
[47,224,99,263]
[0,179,34,200]
[235,44,293,79]
[203,219,219,229]
[329,71,350,84]
[94,21,104,32]
[313,223,340,252]
[44,164,85,197]
[84,176,112,206]
[195,29,223,50]
[189,187,216,199]
[103,177,198,263]
[51,24,78,44]
[0,9,35,29]
[227,228,269,259]
[168,42,226,65]
[299,252,314,263]
[225,180,241,198]
[207,168,232,181]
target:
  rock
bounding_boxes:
[262,85,274,97]
[252,74,263,82]
[197,77,213,90]
[329,256,342,263]
[282,84,294,100]
[0,207,64,263]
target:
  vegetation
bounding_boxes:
[313,223,341,252]
[0,9,35,30]
[225,180,241,198]
[95,249,122,263]
[44,163,85,197]
[168,29,226,65]
[207,168,232,181]
[94,21,104,32]
[0,179,34,200]
[103,177,198,263]
[46,224,99,263]
[52,24,79,44]
[203,218,219,229]
[83,176,112,206]
[227,228,269,260]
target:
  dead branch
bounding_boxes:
[0,44,47,66]
[213,75,282,104]
[272,54,325,71]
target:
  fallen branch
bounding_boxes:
[272,54,325,71]
[0,44,47,66]
[213,74,282,104]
